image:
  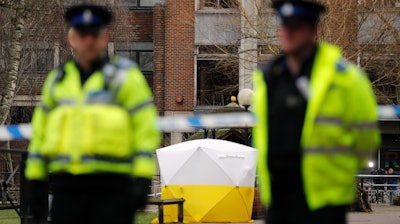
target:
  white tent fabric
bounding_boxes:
[157,139,257,187]
[155,139,257,223]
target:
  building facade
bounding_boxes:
[2,0,400,168]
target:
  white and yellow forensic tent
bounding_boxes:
[155,139,257,223]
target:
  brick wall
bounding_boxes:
[112,9,153,43]
[164,0,195,111]
[132,11,154,42]
[153,4,166,114]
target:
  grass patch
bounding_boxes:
[0,209,19,224]
[0,209,156,224]
[136,211,157,224]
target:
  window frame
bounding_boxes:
[197,0,239,12]
[114,46,154,90]
[126,0,156,10]
[115,49,154,74]
[20,46,55,75]
[195,45,239,107]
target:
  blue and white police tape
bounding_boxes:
[0,123,32,141]
[157,112,256,132]
[0,112,256,141]
[1,105,400,141]
[377,105,400,120]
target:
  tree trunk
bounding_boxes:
[2,114,14,186]
[0,0,26,126]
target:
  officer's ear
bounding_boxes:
[68,28,78,49]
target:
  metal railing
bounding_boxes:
[356,174,400,204]
[149,174,162,198]
[0,148,29,222]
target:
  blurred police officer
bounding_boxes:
[252,0,381,223]
[25,4,160,224]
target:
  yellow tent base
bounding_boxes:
[152,185,254,223]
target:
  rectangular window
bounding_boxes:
[115,50,154,72]
[196,45,239,106]
[200,0,239,9]
[126,0,157,8]
[21,48,54,74]
[138,51,154,72]
[115,49,154,89]
[197,59,239,106]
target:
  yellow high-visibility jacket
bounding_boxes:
[26,57,161,181]
[253,42,381,210]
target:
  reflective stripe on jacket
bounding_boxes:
[26,57,161,180]
[253,42,381,210]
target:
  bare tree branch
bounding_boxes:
[0,0,26,126]
[194,0,400,104]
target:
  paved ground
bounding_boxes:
[149,204,400,224]
[248,205,400,224]
[347,205,400,224]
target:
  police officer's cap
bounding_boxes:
[272,0,326,26]
[65,4,112,33]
